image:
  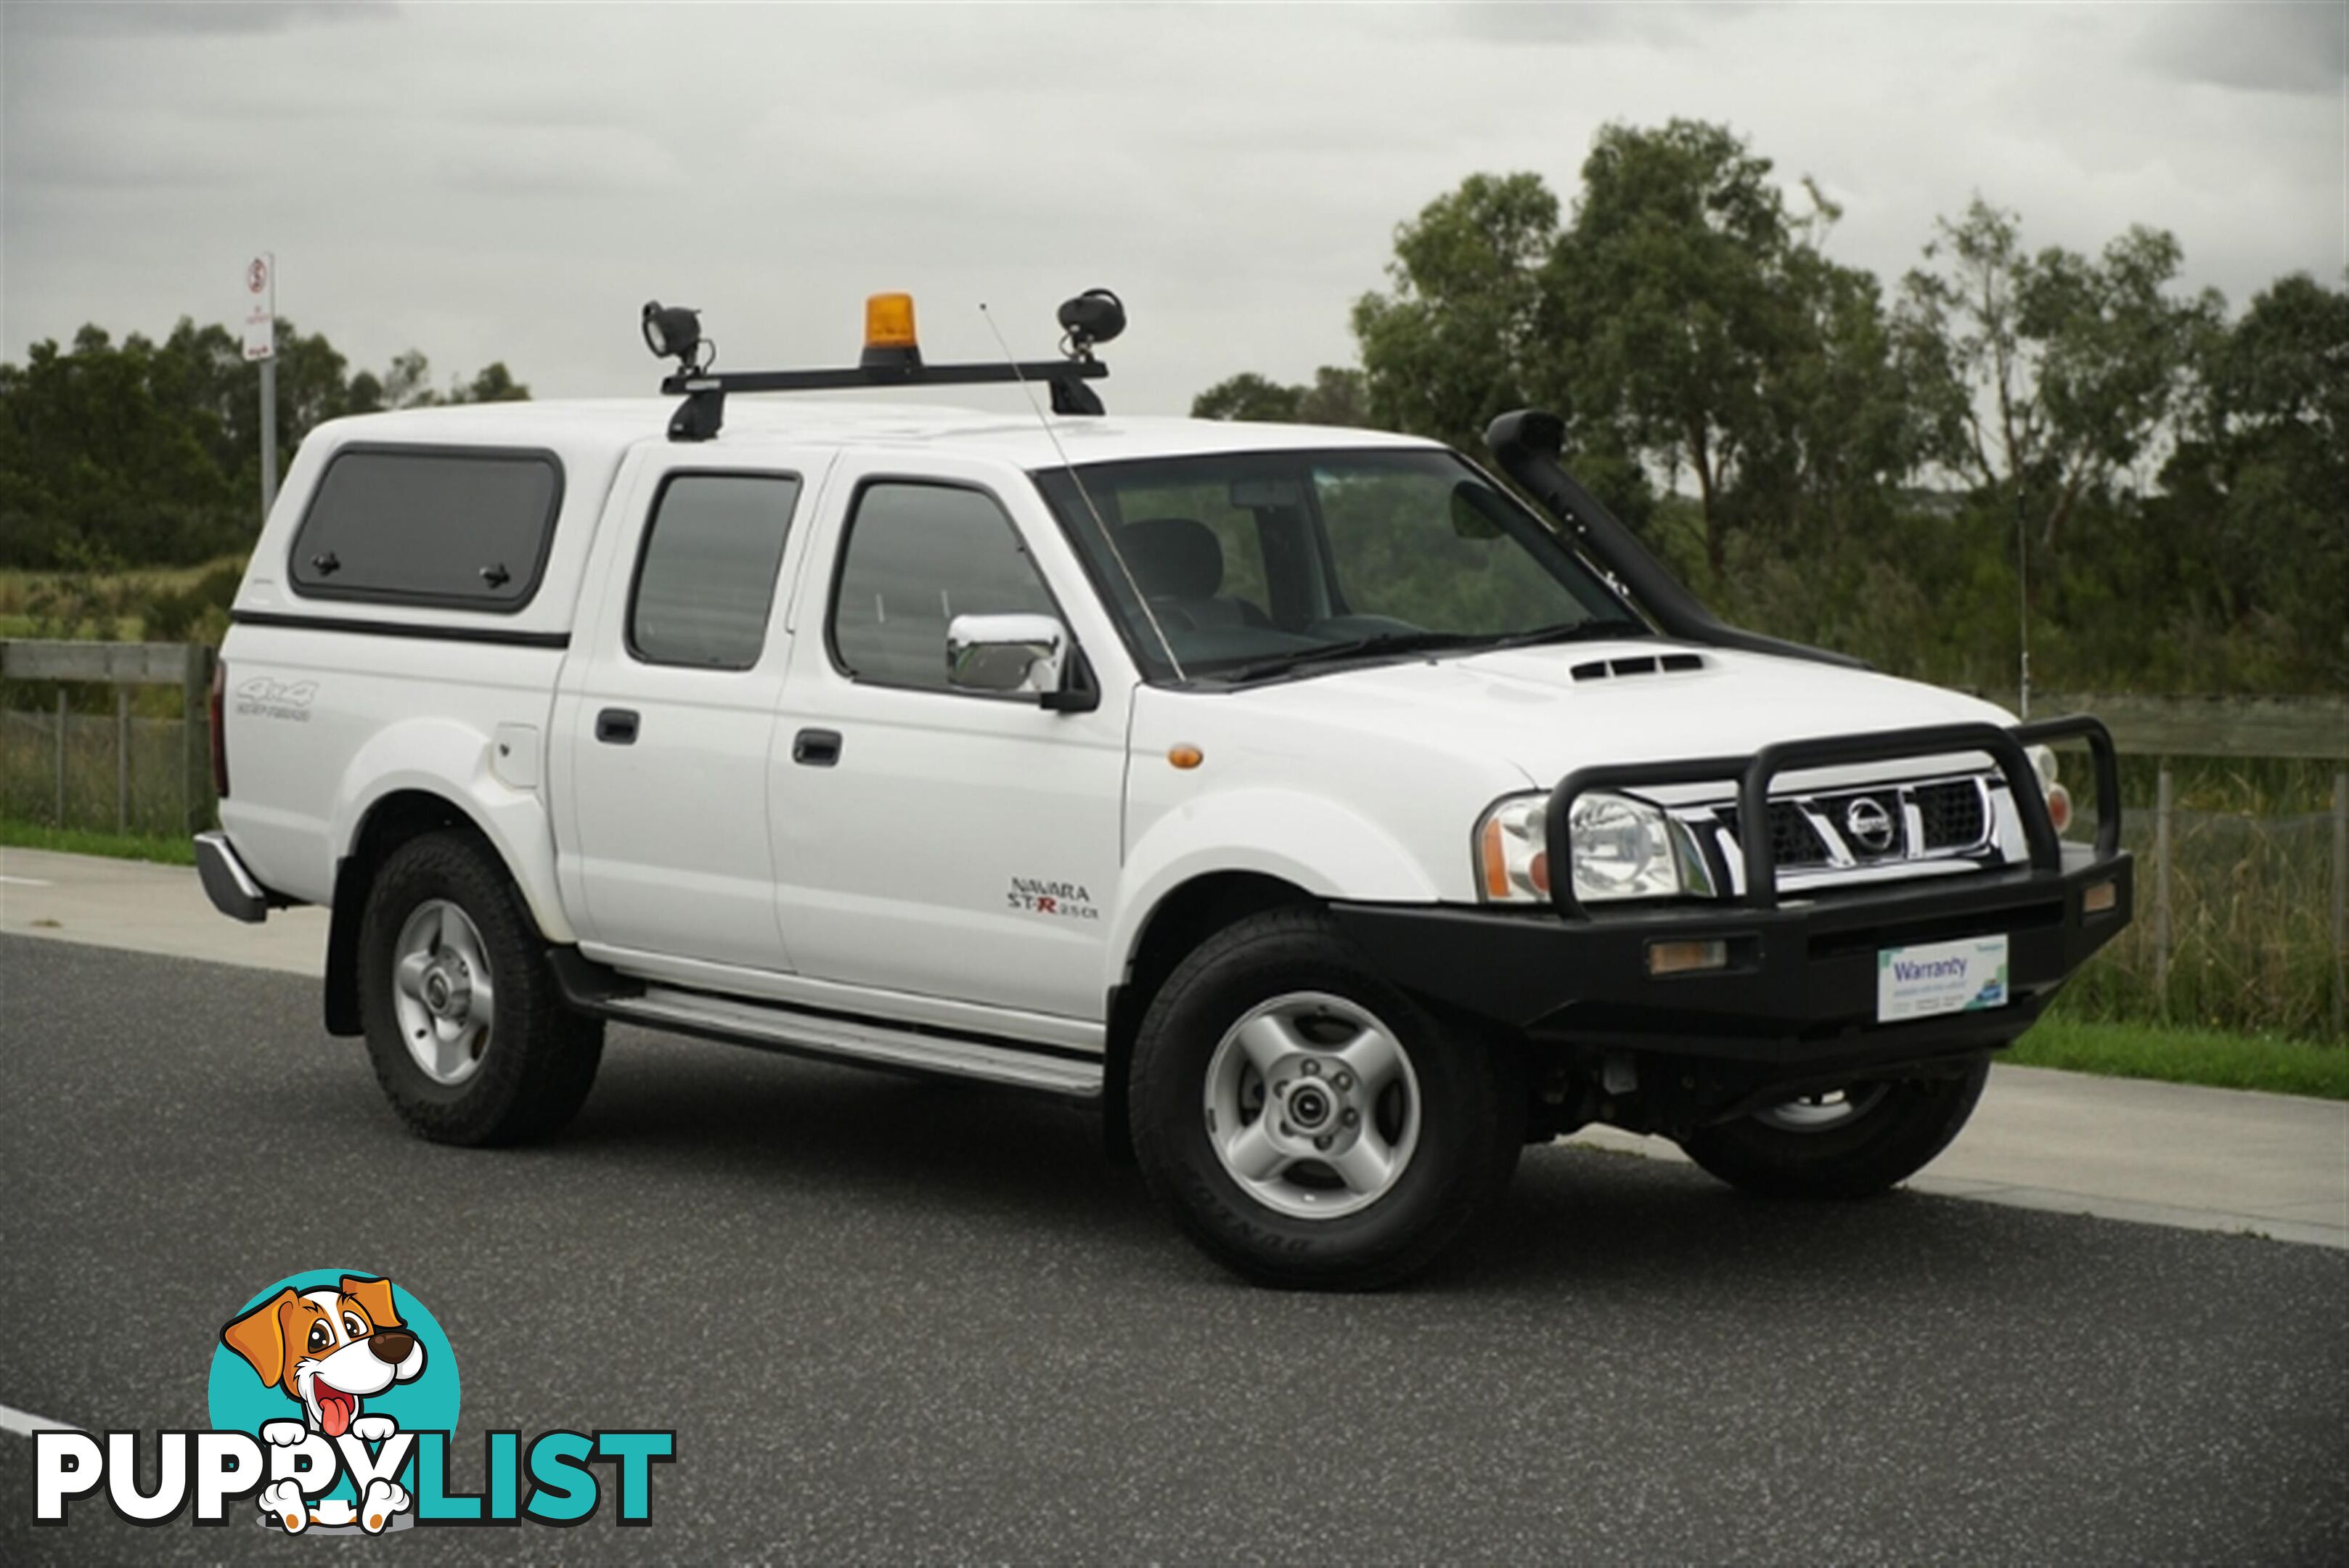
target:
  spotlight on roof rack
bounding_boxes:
[650,287,1122,443]
[1056,289,1125,359]
[640,301,707,369]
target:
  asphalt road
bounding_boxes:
[2,935,2343,1564]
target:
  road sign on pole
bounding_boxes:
[242,254,275,361]
[245,253,278,524]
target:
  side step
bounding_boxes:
[549,952,1101,1102]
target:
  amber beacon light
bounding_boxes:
[861,293,921,370]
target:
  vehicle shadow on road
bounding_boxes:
[1434,1139,2062,1297]
[550,1026,1165,1228]
[534,1027,2046,1297]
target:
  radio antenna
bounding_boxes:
[978,301,1186,683]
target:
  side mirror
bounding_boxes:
[947,613,1072,700]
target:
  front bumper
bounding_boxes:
[1333,714,2133,1069]
[1333,844,2131,1063]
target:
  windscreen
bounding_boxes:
[1032,448,1641,682]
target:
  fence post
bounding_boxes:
[181,644,211,835]
[54,688,68,828]
[116,687,131,833]
[2333,770,2346,1041]
[2154,761,2173,1016]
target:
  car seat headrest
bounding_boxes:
[1121,517,1223,600]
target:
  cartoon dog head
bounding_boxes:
[221,1275,425,1437]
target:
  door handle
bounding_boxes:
[792,727,842,767]
[595,708,640,745]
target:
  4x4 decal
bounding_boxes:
[234,677,318,723]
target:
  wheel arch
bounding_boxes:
[323,785,559,1037]
[1100,870,1319,1162]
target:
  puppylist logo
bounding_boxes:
[33,1270,673,1534]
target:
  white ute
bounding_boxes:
[197,293,2133,1287]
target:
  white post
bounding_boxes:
[2154,764,2173,1016]
[116,686,130,833]
[259,356,278,524]
[2332,771,2346,1041]
[245,252,277,526]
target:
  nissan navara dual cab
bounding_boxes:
[196,295,2131,1289]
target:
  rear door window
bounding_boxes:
[289,446,563,611]
[629,472,804,669]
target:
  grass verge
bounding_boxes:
[2011,1014,2349,1100]
[0,819,196,865]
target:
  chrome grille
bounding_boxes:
[1714,802,1830,867]
[1699,774,1997,876]
[1914,779,1988,851]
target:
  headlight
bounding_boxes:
[1476,791,1715,905]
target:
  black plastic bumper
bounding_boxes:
[193,830,268,923]
[1331,716,2133,1069]
[1333,846,2131,1064]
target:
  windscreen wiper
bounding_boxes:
[1217,630,1488,684]
[1482,618,1654,650]
[1218,621,1652,684]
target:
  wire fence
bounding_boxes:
[2059,804,2344,1041]
[0,705,212,836]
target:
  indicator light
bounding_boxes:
[1646,939,1728,976]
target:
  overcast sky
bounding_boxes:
[5,2,2344,417]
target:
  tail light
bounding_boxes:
[209,659,229,799]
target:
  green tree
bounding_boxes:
[1899,199,2221,550]
[1741,234,1932,540]
[449,362,531,404]
[1352,171,1560,454]
[0,327,240,568]
[1190,366,1366,426]
[1190,372,1301,422]
[1544,121,1821,577]
[2153,271,2349,688]
[0,317,531,570]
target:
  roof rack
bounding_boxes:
[643,290,1123,443]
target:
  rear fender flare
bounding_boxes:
[330,719,572,944]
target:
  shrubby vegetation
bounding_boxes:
[0,319,526,572]
[1195,120,2347,697]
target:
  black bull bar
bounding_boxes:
[1545,715,2122,917]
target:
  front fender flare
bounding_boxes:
[1108,788,1440,989]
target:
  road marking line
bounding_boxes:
[0,1400,83,1437]
[0,875,56,887]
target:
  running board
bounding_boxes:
[552,954,1102,1102]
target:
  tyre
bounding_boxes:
[356,830,602,1146]
[1676,1057,1991,1200]
[1129,908,1522,1290]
